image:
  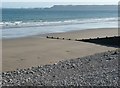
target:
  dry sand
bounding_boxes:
[2,28,118,72]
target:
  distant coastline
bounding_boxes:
[3,5,118,11]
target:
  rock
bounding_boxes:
[106,57,113,60]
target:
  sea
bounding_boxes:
[1,7,118,39]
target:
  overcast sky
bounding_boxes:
[2,0,119,8]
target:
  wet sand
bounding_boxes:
[42,28,118,40]
[2,28,118,71]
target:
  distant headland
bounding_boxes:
[40,5,117,11]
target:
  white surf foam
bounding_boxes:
[1,17,117,29]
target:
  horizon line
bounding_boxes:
[2,4,118,9]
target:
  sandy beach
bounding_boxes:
[2,28,118,72]
[42,28,118,40]
[2,4,118,86]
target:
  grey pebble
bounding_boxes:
[2,49,119,86]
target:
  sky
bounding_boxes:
[1,0,119,8]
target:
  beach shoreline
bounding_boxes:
[2,28,118,72]
[2,27,118,40]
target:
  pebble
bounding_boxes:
[2,49,119,86]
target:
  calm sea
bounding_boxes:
[1,8,118,39]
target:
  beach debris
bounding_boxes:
[75,39,78,41]
[57,37,59,39]
[106,36,108,38]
